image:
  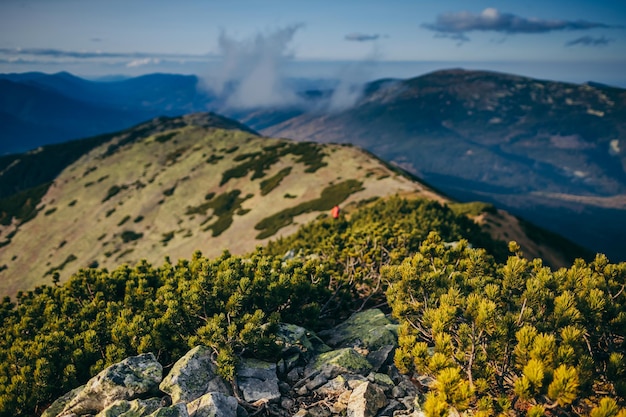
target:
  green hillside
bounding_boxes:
[0,113,453,298]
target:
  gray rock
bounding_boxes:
[346,382,388,417]
[276,323,331,358]
[278,381,291,394]
[147,403,188,417]
[315,375,348,396]
[60,353,163,416]
[280,397,295,411]
[186,392,238,417]
[308,405,331,417]
[160,346,231,404]
[396,378,418,398]
[42,386,84,417]
[286,367,302,384]
[236,359,280,403]
[377,400,405,417]
[366,373,395,391]
[391,385,405,398]
[366,345,395,372]
[95,398,162,417]
[305,373,328,391]
[318,309,398,350]
[414,375,436,390]
[309,348,373,378]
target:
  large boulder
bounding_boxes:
[319,309,398,350]
[236,358,280,403]
[59,353,163,416]
[159,346,231,404]
[186,392,238,417]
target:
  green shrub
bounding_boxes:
[206,154,224,164]
[43,254,77,277]
[163,185,176,196]
[448,201,497,217]
[220,142,327,186]
[161,231,175,246]
[102,185,123,202]
[154,132,178,143]
[187,190,251,237]
[120,230,143,243]
[0,182,51,226]
[260,167,292,196]
[255,179,363,239]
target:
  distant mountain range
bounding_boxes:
[1,69,624,260]
[0,72,219,154]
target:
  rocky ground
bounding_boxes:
[42,309,429,417]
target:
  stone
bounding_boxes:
[293,409,309,417]
[367,372,395,391]
[276,323,331,358]
[278,381,291,394]
[286,367,302,384]
[308,405,331,417]
[330,390,352,414]
[280,397,295,411]
[236,358,280,403]
[160,346,231,404]
[147,403,189,417]
[366,345,395,372]
[309,348,373,378]
[42,386,84,417]
[414,375,436,390]
[95,398,162,417]
[377,400,405,417]
[318,309,398,350]
[315,375,348,396]
[347,378,367,390]
[346,382,388,417]
[60,353,163,416]
[391,386,405,398]
[396,378,418,398]
[236,404,248,417]
[305,373,328,391]
[186,392,238,417]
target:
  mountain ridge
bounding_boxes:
[254,68,626,260]
[0,112,589,299]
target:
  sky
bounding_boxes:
[1,0,626,86]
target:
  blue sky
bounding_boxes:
[1,0,625,85]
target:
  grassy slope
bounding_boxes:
[0,113,584,298]
[0,122,440,298]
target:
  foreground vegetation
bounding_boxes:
[0,197,624,417]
